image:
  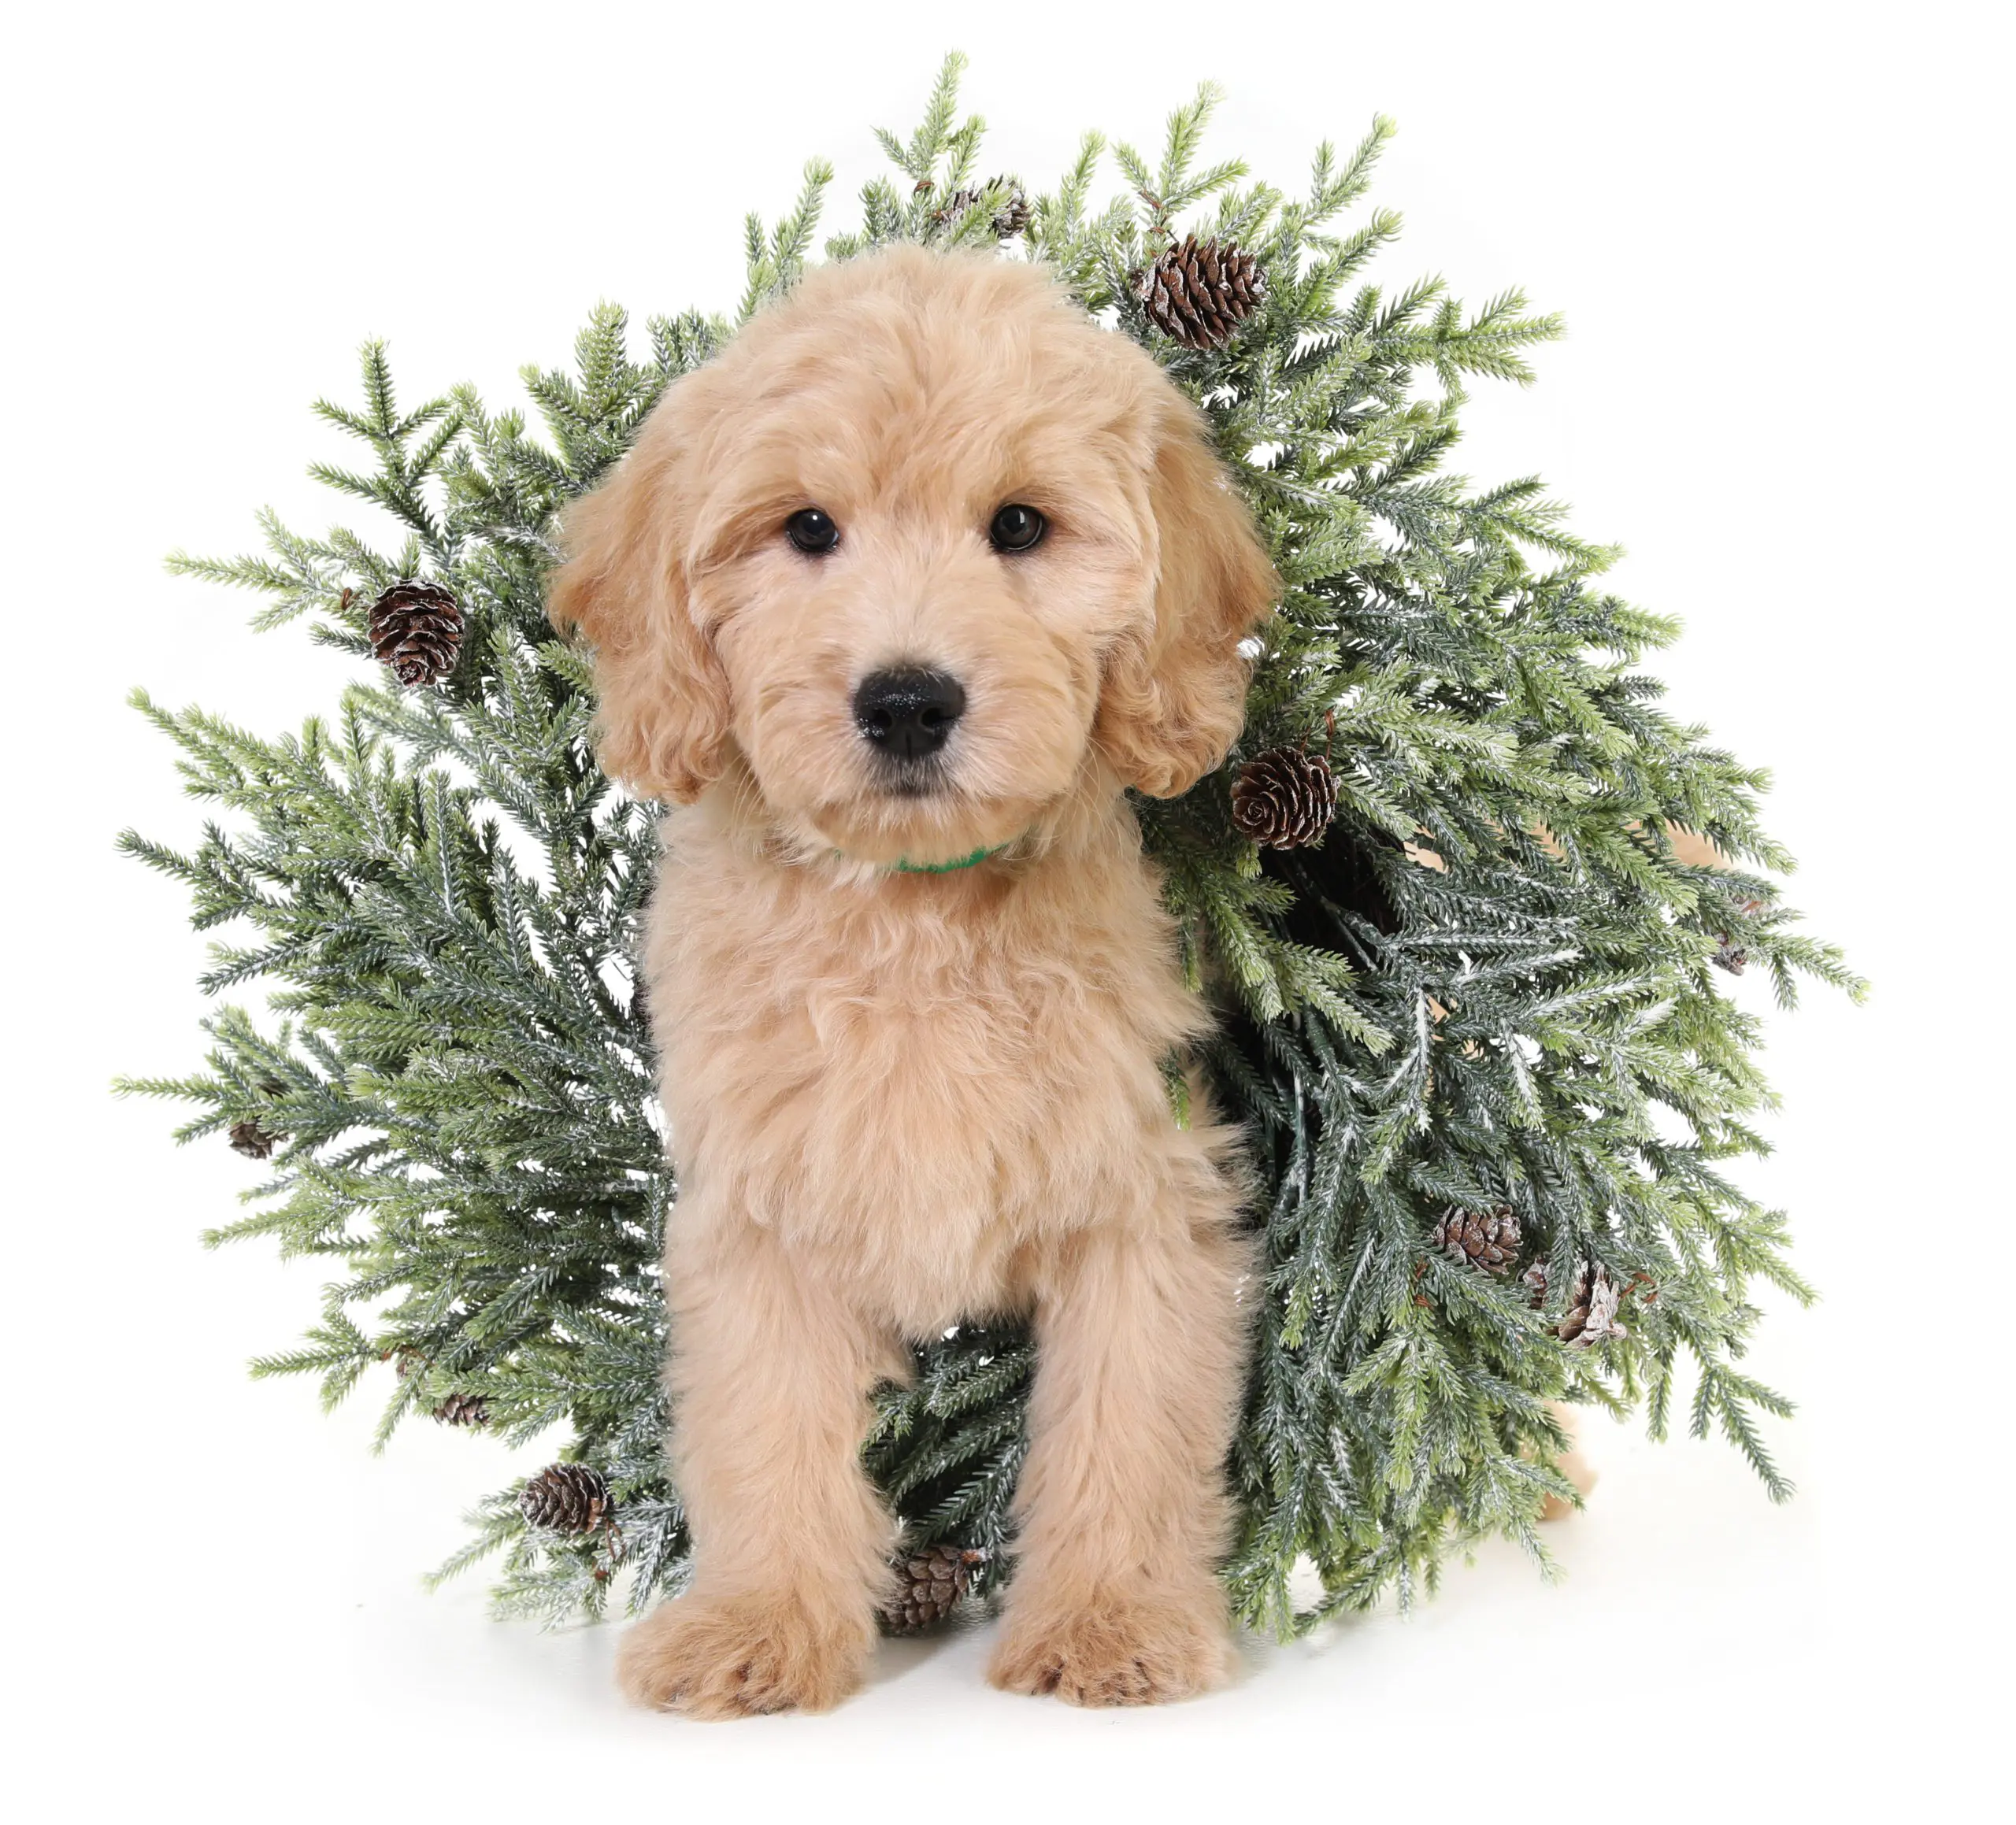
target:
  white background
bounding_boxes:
[4,2,2008,1817]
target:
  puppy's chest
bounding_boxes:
[649,861,1184,1286]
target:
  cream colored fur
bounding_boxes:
[549,246,1278,1715]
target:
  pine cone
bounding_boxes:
[519,1463,616,1533]
[1231,746,1336,848]
[228,1119,277,1160]
[432,1392,490,1427]
[1557,1265,1627,1348]
[1521,1261,1551,1308]
[1713,897,1768,975]
[934,180,1028,239]
[1431,1205,1522,1274]
[882,1542,985,1634]
[1140,235,1266,350]
[228,1076,291,1159]
[368,580,464,687]
[988,180,1030,237]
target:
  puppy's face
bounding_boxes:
[550,248,1275,864]
[686,310,1160,864]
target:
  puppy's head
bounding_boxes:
[548,246,1275,866]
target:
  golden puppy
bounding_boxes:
[549,244,1277,1715]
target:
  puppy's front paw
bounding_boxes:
[617,1589,870,1719]
[988,1585,1232,1707]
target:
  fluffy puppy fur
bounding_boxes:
[549,245,1277,1716]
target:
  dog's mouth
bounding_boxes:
[871,755,951,800]
[799,767,1040,871]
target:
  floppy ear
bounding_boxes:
[546,383,732,804]
[1094,393,1277,798]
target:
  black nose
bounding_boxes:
[853,668,966,761]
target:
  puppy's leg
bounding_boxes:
[618,1216,896,1719]
[989,1190,1252,1707]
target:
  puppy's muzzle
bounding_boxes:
[854,667,965,769]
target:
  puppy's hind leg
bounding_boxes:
[618,1215,899,1719]
[989,1172,1254,1707]
[1540,1401,1599,1521]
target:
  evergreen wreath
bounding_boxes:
[120,57,1861,1635]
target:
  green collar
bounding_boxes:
[884,844,1004,875]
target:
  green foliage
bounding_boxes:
[123,57,1859,1634]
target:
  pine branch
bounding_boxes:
[127,65,1855,1642]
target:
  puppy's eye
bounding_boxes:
[988,503,1047,553]
[784,506,839,554]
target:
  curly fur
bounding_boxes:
[550,246,1279,1715]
